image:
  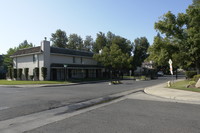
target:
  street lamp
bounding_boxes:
[64,64,68,81]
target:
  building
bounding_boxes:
[11,39,104,80]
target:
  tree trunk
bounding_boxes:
[196,61,200,74]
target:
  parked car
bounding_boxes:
[157,71,164,76]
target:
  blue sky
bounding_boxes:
[0,0,192,54]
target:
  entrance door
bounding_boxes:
[52,69,57,80]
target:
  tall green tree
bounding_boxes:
[3,40,33,68]
[93,32,107,53]
[93,43,132,70]
[51,29,68,48]
[67,34,83,50]
[83,35,94,52]
[153,2,200,73]
[132,37,150,70]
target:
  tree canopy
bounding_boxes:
[93,31,134,71]
[67,34,83,50]
[3,40,34,67]
[133,37,150,70]
[51,29,68,48]
[148,1,200,73]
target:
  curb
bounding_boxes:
[144,82,200,103]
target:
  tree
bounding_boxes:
[3,40,33,68]
[18,68,23,80]
[93,32,107,53]
[147,34,182,73]
[132,37,150,70]
[93,43,132,72]
[24,68,29,80]
[34,67,39,80]
[41,67,47,80]
[51,29,68,48]
[83,35,94,52]
[106,31,115,47]
[67,34,83,50]
[112,36,132,55]
[153,3,200,73]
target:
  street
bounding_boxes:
[0,77,169,121]
[1,77,199,133]
[25,92,200,133]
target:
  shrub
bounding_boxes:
[7,66,13,79]
[185,71,197,79]
[189,81,196,86]
[140,76,146,80]
[18,68,23,80]
[41,67,47,80]
[24,68,29,80]
[193,74,200,82]
[34,67,39,80]
[13,68,17,79]
[30,75,34,81]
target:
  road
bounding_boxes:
[0,77,169,121]
[25,91,200,133]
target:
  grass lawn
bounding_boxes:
[0,78,109,85]
[0,80,71,85]
[170,80,200,93]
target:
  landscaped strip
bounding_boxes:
[170,80,200,93]
[0,80,71,85]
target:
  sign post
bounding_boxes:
[168,59,173,82]
[64,64,68,81]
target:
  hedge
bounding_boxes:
[34,67,39,80]
[41,67,47,80]
[24,68,29,80]
[185,71,197,79]
[18,68,23,80]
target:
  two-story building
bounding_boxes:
[11,39,104,80]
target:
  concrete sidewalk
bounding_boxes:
[144,82,200,103]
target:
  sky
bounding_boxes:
[0,0,193,54]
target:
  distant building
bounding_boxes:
[134,61,154,76]
[11,39,104,80]
[142,61,154,69]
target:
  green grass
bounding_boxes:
[123,76,135,79]
[0,80,71,85]
[170,80,200,93]
[0,78,109,85]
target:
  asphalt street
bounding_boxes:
[26,92,200,133]
[0,77,169,121]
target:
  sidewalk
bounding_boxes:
[144,82,200,103]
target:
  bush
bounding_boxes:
[30,75,34,81]
[189,81,196,86]
[193,74,200,82]
[34,67,39,80]
[140,76,146,80]
[24,68,29,80]
[7,66,13,79]
[185,71,197,79]
[41,67,47,80]
[13,68,17,79]
[18,68,23,80]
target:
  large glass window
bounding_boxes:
[73,57,76,63]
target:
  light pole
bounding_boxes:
[64,64,68,82]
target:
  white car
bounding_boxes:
[157,71,164,76]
